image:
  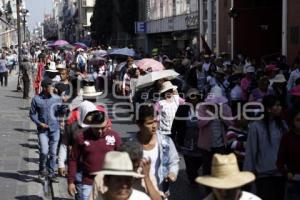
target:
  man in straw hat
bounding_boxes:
[68,101,120,200]
[92,151,151,200]
[196,153,261,200]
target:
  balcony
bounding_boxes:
[82,0,95,8]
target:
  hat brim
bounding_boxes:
[83,92,103,98]
[159,86,178,94]
[195,172,255,189]
[91,170,144,178]
[46,69,59,73]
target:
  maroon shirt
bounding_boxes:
[277,131,300,176]
[68,129,121,185]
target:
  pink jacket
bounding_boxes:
[197,103,234,151]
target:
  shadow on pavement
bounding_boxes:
[15,195,43,200]
[28,138,38,142]
[19,107,30,111]
[23,157,39,164]
[14,128,36,133]
[0,171,39,183]
[5,95,23,99]
[20,143,39,149]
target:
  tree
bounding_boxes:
[90,0,138,46]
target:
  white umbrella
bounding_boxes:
[109,47,135,57]
[136,69,179,89]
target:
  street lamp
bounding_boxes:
[20,8,29,42]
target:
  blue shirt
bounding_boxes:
[29,92,65,132]
[0,59,8,72]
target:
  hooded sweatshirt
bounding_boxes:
[68,101,121,185]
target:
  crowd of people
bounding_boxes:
[22,41,300,200]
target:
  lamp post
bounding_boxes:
[20,8,29,42]
[16,0,22,91]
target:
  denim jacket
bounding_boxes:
[29,93,65,133]
[156,133,180,190]
[128,133,180,191]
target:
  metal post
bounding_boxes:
[282,0,287,56]
[198,0,203,53]
[207,0,212,48]
[230,0,234,59]
[16,0,22,90]
[23,15,26,42]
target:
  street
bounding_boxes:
[0,73,46,199]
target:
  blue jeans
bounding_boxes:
[82,184,93,200]
[38,130,60,176]
[75,171,83,200]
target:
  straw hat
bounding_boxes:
[92,151,144,178]
[196,154,255,189]
[46,62,58,73]
[272,74,286,83]
[158,81,177,94]
[82,86,103,98]
[56,63,66,69]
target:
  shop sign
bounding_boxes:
[185,14,198,28]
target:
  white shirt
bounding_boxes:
[204,191,261,200]
[287,68,300,90]
[156,95,181,135]
[143,142,159,179]
[231,84,243,101]
[203,62,211,72]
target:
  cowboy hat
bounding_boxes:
[91,151,144,178]
[158,81,178,94]
[46,62,59,73]
[205,86,228,104]
[272,74,286,83]
[56,63,66,69]
[82,86,103,98]
[196,154,255,189]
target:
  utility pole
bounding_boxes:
[16,0,22,91]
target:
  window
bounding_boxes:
[290,26,299,45]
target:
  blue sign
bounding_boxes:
[135,21,146,33]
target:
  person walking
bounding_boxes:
[277,108,300,200]
[20,55,33,99]
[29,78,66,182]
[196,153,261,200]
[0,53,8,87]
[67,101,121,200]
[135,104,180,198]
[91,151,151,200]
[243,95,288,200]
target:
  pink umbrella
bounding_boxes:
[53,40,69,46]
[136,58,165,72]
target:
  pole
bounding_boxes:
[16,0,22,90]
[282,0,287,56]
[23,15,26,42]
[198,0,203,54]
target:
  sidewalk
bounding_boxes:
[0,74,48,199]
